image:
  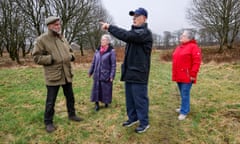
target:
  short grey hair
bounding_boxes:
[183,30,195,40]
[101,34,112,43]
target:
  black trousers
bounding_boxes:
[44,82,76,125]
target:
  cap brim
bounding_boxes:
[45,17,60,25]
[129,11,135,16]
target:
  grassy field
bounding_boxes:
[0,51,240,144]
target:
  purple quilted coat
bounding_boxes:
[88,45,116,103]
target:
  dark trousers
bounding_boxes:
[44,82,76,125]
[125,82,149,126]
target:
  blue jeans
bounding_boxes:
[125,82,149,126]
[177,82,193,115]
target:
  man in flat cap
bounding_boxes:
[100,7,152,133]
[32,16,83,133]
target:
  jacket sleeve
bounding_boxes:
[64,38,75,62]
[190,45,202,78]
[70,48,75,61]
[110,49,117,79]
[32,38,53,65]
[108,25,151,44]
[88,53,96,75]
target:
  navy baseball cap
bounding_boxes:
[129,8,148,18]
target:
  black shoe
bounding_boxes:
[45,124,56,133]
[135,125,150,133]
[69,115,83,122]
[95,105,99,111]
[95,102,100,111]
[105,104,108,108]
[122,120,138,127]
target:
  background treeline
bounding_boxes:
[0,0,113,63]
[154,0,240,52]
[1,0,240,64]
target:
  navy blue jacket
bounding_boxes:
[108,23,153,83]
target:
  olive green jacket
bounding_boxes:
[32,30,75,86]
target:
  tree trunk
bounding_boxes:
[227,42,233,49]
[79,43,84,56]
[218,39,224,53]
[15,50,21,64]
[0,47,3,57]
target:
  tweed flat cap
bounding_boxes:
[45,16,60,25]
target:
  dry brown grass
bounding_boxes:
[74,47,125,63]
[160,46,240,64]
[1,45,239,69]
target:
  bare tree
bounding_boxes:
[0,0,113,62]
[84,0,113,51]
[0,10,3,56]
[187,0,240,52]
[49,0,90,42]
[0,40,3,57]
[172,29,184,45]
[163,31,171,49]
[198,28,217,46]
[169,32,179,47]
[0,0,29,63]
[48,0,112,54]
[15,0,47,36]
[152,33,162,48]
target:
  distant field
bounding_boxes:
[0,51,240,143]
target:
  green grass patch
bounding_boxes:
[0,51,240,143]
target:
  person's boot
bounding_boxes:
[69,115,83,122]
[105,103,108,108]
[95,102,99,111]
[45,124,56,133]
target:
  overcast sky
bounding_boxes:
[101,0,193,35]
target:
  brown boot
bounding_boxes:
[45,124,56,133]
[69,115,83,122]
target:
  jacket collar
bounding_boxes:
[181,39,197,46]
[131,23,148,29]
[97,44,113,53]
[47,30,62,38]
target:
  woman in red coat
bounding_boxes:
[172,30,202,120]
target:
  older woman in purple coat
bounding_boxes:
[89,34,116,111]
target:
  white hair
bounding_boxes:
[101,34,112,43]
[183,30,195,40]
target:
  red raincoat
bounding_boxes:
[172,40,202,83]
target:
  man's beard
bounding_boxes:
[50,29,61,36]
